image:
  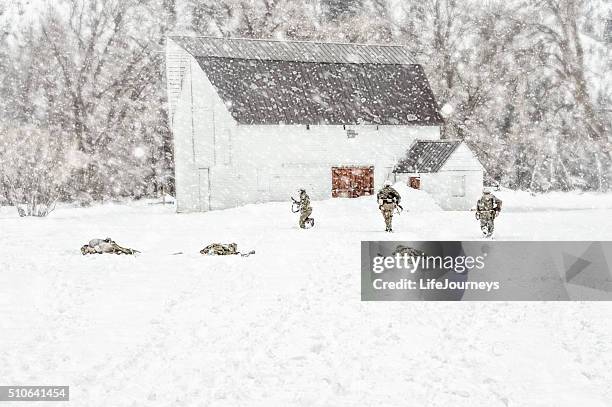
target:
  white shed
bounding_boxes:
[166,36,445,212]
[393,140,484,210]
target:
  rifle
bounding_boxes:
[396,204,403,214]
[291,197,301,213]
[378,199,403,214]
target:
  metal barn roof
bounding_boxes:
[169,36,417,65]
[394,140,461,173]
[169,36,443,126]
[196,57,443,125]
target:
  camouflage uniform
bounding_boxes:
[377,185,401,232]
[81,238,137,255]
[200,243,239,256]
[475,192,502,237]
[392,245,425,257]
[298,190,314,229]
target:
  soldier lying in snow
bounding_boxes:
[392,245,426,257]
[81,238,139,255]
[200,243,255,257]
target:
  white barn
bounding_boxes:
[166,36,478,212]
[393,140,484,210]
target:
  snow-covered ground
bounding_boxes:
[1,189,612,406]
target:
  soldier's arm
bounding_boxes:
[393,190,401,203]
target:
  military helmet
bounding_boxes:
[482,187,492,194]
[298,188,306,194]
[383,180,393,187]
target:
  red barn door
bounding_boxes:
[332,166,374,198]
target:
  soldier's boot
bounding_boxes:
[481,221,493,238]
[487,222,494,238]
[300,215,314,229]
[480,221,488,237]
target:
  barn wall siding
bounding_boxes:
[166,39,191,125]
[396,170,482,210]
[168,45,200,213]
[206,124,440,209]
[420,171,483,211]
[170,46,239,212]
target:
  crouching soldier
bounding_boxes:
[475,188,502,238]
[200,243,255,257]
[377,181,402,232]
[81,238,138,255]
[292,189,314,229]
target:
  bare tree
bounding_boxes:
[517,0,607,140]
[37,0,171,200]
[0,127,72,216]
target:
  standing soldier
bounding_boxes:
[377,181,402,232]
[475,188,502,238]
[292,189,314,229]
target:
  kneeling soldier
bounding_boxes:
[377,181,402,232]
[292,189,314,229]
[475,188,502,238]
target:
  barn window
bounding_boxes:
[451,175,466,197]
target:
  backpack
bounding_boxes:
[477,195,499,220]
